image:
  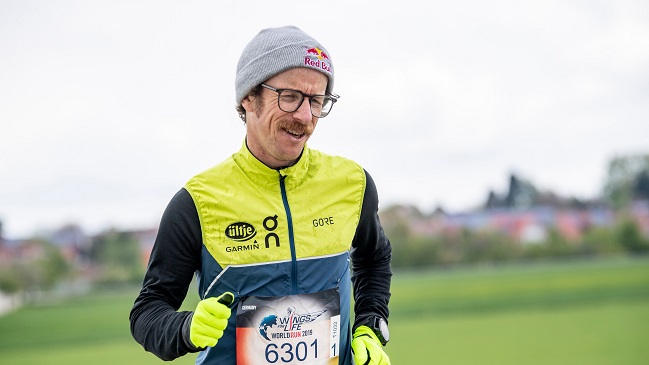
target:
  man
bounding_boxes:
[130,25,392,365]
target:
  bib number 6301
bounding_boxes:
[265,339,318,363]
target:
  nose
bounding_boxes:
[293,97,314,121]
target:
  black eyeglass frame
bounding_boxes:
[260,83,339,118]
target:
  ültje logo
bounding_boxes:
[225,222,256,241]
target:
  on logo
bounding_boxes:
[264,215,280,248]
[225,222,257,241]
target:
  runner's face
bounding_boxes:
[242,68,328,169]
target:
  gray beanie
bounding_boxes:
[235,25,334,105]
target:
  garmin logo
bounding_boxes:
[242,305,257,311]
[225,222,257,242]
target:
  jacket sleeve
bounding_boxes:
[350,170,393,330]
[129,188,203,360]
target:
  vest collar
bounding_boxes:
[233,140,311,191]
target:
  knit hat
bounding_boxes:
[235,25,334,105]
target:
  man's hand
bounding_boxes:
[352,325,391,365]
[189,292,234,348]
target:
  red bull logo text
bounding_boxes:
[304,47,332,73]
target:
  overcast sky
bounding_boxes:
[1,0,648,239]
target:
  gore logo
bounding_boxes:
[225,222,257,241]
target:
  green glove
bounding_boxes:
[352,325,391,365]
[189,292,234,348]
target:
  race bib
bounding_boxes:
[236,289,341,365]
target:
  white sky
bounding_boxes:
[1,0,648,239]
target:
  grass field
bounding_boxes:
[0,256,648,364]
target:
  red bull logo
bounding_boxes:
[304,46,332,73]
[305,47,329,60]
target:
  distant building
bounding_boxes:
[630,200,649,236]
[380,204,618,244]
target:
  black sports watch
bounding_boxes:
[369,317,390,346]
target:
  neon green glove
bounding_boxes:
[189,292,234,348]
[352,325,391,365]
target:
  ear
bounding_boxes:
[241,94,255,113]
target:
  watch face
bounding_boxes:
[378,318,389,343]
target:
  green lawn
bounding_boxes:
[1,256,648,364]
[390,297,649,364]
[0,290,196,365]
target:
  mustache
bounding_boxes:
[279,120,314,135]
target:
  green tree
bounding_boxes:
[90,230,143,284]
[40,241,71,288]
[634,170,649,201]
[0,269,22,293]
[504,174,538,209]
[603,154,649,209]
[0,240,70,293]
[578,226,624,256]
[616,218,649,254]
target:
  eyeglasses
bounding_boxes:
[261,84,339,118]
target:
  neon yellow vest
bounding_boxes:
[185,141,364,364]
[185,141,365,274]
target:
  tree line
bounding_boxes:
[385,153,649,268]
[385,214,649,269]
[0,229,143,295]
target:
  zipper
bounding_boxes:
[279,173,298,294]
